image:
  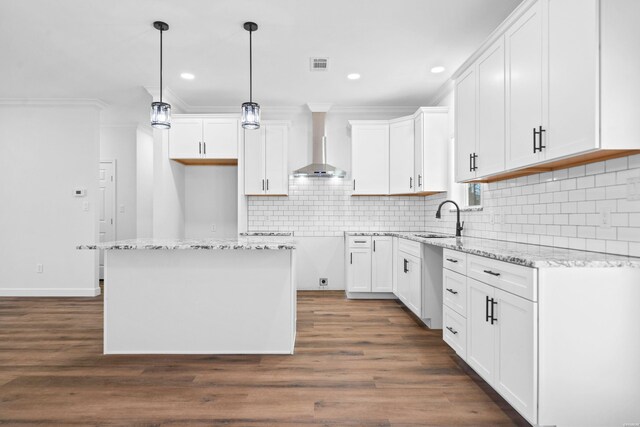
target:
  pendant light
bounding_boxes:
[241,22,260,130]
[150,21,171,129]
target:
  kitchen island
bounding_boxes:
[78,238,296,355]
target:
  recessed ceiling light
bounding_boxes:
[430,66,445,74]
[347,73,361,80]
[180,72,195,80]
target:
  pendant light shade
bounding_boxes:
[151,21,171,129]
[241,22,260,130]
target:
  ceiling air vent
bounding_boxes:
[310,57,329,71]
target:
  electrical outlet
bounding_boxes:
[211,224,216,232]
[628,176,640,201]
[36,264,43,273]
[119,204,125,213]
[82,201,89,211]
[319,278,328,287]
[599,208,612,229]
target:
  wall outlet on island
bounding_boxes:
[319,278,328,288]
[36,264,43,273]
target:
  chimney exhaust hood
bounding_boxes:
[292,104,346,178]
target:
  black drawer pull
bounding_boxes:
[446,326,458,335]
[446,288,458,295]
[404,259,409,273]
[483,269,501,277]
[354,240,366,244]
[446,258,458,263]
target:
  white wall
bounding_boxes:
[0,103,100,296]
[185,166,238,238]
[100,125,137,239]
[152,130,185,238]
[295,237,345,290]
[136,126,154,238]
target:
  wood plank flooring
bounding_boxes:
[0,290,529,426]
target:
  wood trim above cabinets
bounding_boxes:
[172,158,238,166]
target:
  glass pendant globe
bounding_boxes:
[150,102,171,129]
[241,102,261,130]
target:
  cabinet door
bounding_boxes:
[443,268,467,317]
[545,0,598,160]
[477,37,506,177]
[405,254,422,317]
[455,67,477,182]
[371,237,393,292]
[396,253,410,304]
[244,128,265,195]
[203,118,239,159]
[351,124,389,194]
[414,114,424,192]
[494,288,538,424]
[265,125,288,195]
[467,278,495,384]
[347,248,372,293]
[389,119,415,194]
[505,0,544,170]
[169,119,202,159]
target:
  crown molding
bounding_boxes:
[307,103,333,112]
[143,86,189,113]
[330,105,418,115]
[0,98,108,109]
[428,79,455,106]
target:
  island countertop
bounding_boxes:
[77,237,296,251]
[346,231,640,268]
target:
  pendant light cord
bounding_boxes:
[249,28,253,103]
[159,28,163,103]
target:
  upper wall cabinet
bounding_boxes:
[389,118,415,194]
[414,107,449,194]
[455,0,640,183]
[169,115,240,165]
[244,122,289,196]
[351,108,449,196]
[350,122,390,195]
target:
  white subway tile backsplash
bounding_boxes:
[247,155,640,256]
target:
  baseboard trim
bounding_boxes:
[0,287,101,297]
[346,291,398,300]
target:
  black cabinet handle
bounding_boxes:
[446,258,458,263]
[469,153,473,172]
[350,253,353,264]
[490,299,498,324]
[403,259,409,273]
[483,269,501,277]
[203,142,206,155]
[472,153,478,171]
[262,179,265,191]
[373,240,376,252]
[533,126,546,153]
[446,288,458,295]
[418,174,422,187]
[446,326,458,335]
[266,179,269,191]
[199,141,202,155]
[354,240,366,243]
[353,180,356,191]
[409,176,413,189]
[486,296,491,323]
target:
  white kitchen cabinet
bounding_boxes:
[350,122,389,195]
[414,107,449,194]
[169,116,239,162]
[454,67,477,182]
[244,122,289,196]
[347,247,372,293]
[466,278,496,383]
[455,0,640,183]
[505,0,544,170]
[389,118,414,194]
[494,287,537,423]
[345,236,393,295]
[371,237,393,292]
[397,250,422,318]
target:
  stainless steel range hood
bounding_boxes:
[292,108,346,178]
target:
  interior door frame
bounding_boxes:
[99,160,117,280]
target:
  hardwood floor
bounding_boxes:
[0,291,528,426]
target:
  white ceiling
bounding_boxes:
[0,0,522,108]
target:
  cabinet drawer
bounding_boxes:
[443,268,467,317]
[443,305,466,360]
[467,254,537,301]
[348,236,371,248]
[443,248,467,274]
[398,238,421,258]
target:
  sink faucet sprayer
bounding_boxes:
[435,200,464,237]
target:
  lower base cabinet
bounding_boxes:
[346,236,392,294]
[397,251,422,317]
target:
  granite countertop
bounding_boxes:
[239,232,293,236]
[77,237,296,251]
[346,231,640,268]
